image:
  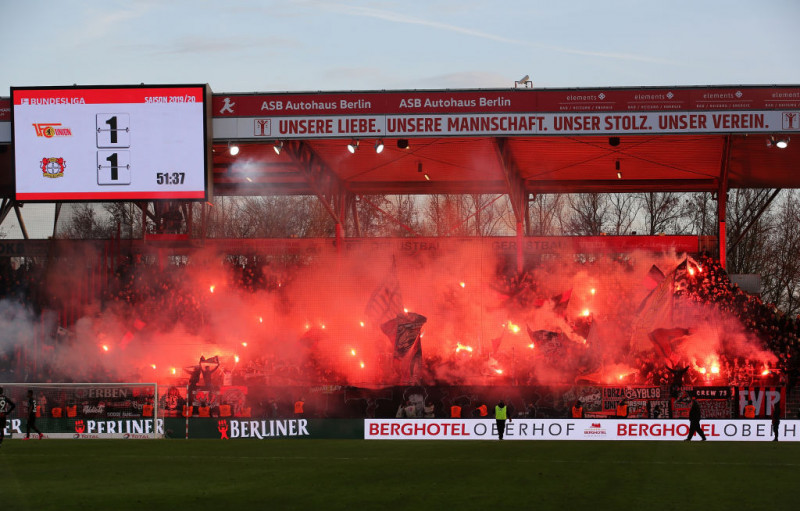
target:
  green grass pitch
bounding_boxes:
[1,439,797,511]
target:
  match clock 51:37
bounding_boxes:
[156,172,186,185]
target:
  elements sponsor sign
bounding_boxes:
[11,85,210,201]
[364,419,800,441]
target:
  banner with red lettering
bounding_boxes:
[364,418,799,441]
[210,86,800,139]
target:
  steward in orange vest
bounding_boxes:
[571,401,584,418]
[616,399,628,418]
[450,405,462,418]
[744,400,756,419]
[294,398,305,415]
[476,404,488,417]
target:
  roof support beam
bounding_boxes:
[282,140,348,229]
[527,179,719,194]
[53,202,62,238]
[717,135,731,269]
[492,138,527,226]
[0,198,14,227]
[14,203,29,239]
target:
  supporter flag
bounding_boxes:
[120,331,135,349]
[491,326,506,354]
[365,258,404,325]
[584,317,604,346]
[527,326,563,359]
[631,256,703,353]
[120,318,148,350]
[644,265,665,291]
[630,262,679,352]
[648,327,690,361]
[552,288,573,314]
[200,355,220,371]
[381,312,427,381]
[532,288,572,313]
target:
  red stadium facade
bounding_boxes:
[0,84,799,435]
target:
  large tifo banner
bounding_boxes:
[365,419,800,442]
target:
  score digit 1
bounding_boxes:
[96,113,131,148]
[97,151,131,185]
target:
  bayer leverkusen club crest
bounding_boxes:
[41,157,66,178]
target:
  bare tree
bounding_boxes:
[351,195,391,236]
[527,194,567,236]
[761,191,800,313]
[566,193,608,235]
[422,195,469,236]
[58,203,115,239]
[469,194,511,236]
[637,192,688,235]
[725,189,776,275]
[684,192,717,237]
[382,195,422,237]
[607,193,639,235]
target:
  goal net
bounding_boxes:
[0,383,159,439]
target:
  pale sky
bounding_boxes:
[2,0,799,238]
[2,0,799,94]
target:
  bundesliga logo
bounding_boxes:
[41,157,66,178]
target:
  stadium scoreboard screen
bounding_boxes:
[11,84,211,201]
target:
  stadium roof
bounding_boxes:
[1,84,799,199]
[207,85,800,198]
[212,133,797,197]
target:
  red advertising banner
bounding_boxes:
[0,97,9,121]
[210,86,800,139]
[212,86,800,117]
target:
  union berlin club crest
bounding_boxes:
[41,157,66,178]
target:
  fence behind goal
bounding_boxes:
[0,383,159,439]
